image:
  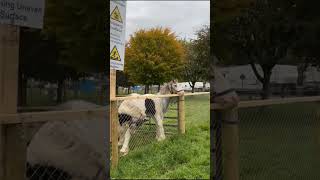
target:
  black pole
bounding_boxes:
[214,111,223,180]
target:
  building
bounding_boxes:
[218,64,320,90]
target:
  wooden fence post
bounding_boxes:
[221,107,239,180]
[178,94,185,134]
[110,69,118,169]
[110,70,116,142]
[0,25,26,180]
[110,100,119,169]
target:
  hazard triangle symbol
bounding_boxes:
[111,6,123,23]
[110,46,121,61]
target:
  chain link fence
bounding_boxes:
[113,95,181,157]
[238,102,320,180]
[26,78,107,107]
[110,93,210,170]
[213,98,320,180]
[2,100,107,180]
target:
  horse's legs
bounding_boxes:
[120,127,131,156]
[154,114,166,141]
[118,124,126,146]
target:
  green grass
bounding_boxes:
[111,95,210,179]
[239,102,320,180]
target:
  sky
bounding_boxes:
[125,1,210,42]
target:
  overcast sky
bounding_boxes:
[126,1,210,42]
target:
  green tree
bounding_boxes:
[182,25,210,93]
[44,0,106,73]
[212,0,257,70]
[125,27,185,94]
[19,0,106,105]
[182,40,202,93]
[19,28,79,104]
[213,0,256,23]
[116,71,133,95]
[288,0,320,85]
[219,0,298,99]
[193,25,210,81]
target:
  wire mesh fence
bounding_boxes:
[213,99,320,180]
[26,162,72,180]
[110,93,210,170]
[0,100,107,180]
[26,79,107,107]
[114,95,180,157]
[238,102,320,180]
[24,116,106,180]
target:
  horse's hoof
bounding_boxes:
[120,149,129,156]
[156,136,166,141]
[120,151,129,156]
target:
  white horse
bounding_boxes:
[27,100,106,180]
[117,80,184,156]
[212,60,239,107]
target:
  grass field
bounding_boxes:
[111,95,210,179]
[239,102,320,180]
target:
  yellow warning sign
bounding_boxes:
[110,6,123,23]
[110,46,121,61]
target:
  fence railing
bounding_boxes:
[110,92,209,169]
[0,107,107,180]
[212,96,320,180]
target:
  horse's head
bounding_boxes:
[167,80,184,95]
[212,69,239,108]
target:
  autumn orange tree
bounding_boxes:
[125,27,185,93]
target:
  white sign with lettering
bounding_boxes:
[0,0,45,29]
[110,1,126,71]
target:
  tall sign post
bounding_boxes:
[110,0,126,169]
[0,0,45,179]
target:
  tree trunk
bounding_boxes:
[73,80,79,98]
[63,80,67,102]
[189,81,196,93]
[144,85,149,94]
[128,86,131,94]
[202,82,206,92]
[250,63,274,99]
[261,71,271,99]
[191,84,195,93]
[57,79,64,103]
[297,63,308,86]
[158,84,161,92]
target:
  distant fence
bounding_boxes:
[117,86,209,96]
[212,96,320,180]
[26,80,107,106]
[236,86,320,100]
[109,92,209,169]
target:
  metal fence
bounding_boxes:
[116,98,179,153]
[0,105,107,180]
[110,92,208,169]
[212,96,320,180]
[26,80,107,107]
